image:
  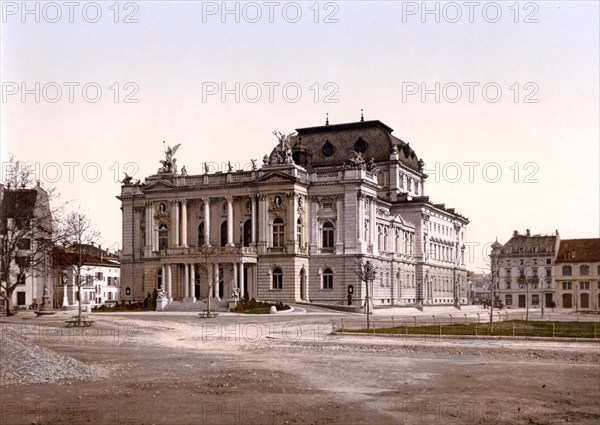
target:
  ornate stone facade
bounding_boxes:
[118,120,469,309]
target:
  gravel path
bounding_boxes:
[0,328,115,386]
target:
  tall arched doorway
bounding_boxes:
[300,267,306,300]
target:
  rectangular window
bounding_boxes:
[16,292,26,306]
[505,295,512,305]
[562,282,572,290]
[532,294,539,305]
[580,282,589,290]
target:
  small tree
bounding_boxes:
[56,210,101,325]
[0,155,58,316]
[192,245,219,315]
[354,259,377,330]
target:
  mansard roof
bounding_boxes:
[555,238,600,263]
[501,234,558,255]
[286,119,421,172]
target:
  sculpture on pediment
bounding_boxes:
[158,142,181,174]
[272,131,295,165]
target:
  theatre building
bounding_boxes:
[118,118,469,310]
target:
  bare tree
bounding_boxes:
[1,156,57,316]
[354,259,377,330]
[55,210,101,325]
[192,245,219,316]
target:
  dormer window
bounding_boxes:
[564,251,572,259]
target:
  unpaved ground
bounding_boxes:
[1,313,599,425]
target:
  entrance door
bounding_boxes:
[300,268,306,300]
[518,294,526,308]
[16,291,26,306]
[545,293,553,308]
[562,293,572,308]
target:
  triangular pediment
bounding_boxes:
[256,171,297,184]
[143,180,177,192]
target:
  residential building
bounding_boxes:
[0,182,53,310]
[53,244,120,309]
[118,118,469,310]
[494,230,560,310]
[554,238,600,310]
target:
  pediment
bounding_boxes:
[256,171,296,184]
[143,180,177,192]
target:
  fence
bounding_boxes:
[332,317,600,340]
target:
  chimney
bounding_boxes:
[526,229,530,237]
[513,230,519,237]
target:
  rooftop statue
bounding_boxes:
[272,131,295,165]
[158,142,181,174]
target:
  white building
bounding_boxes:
[493,230,560,310]
[54,244,120,309]
[119,118,469,310]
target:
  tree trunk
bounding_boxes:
[77,287,82,324]
[5,298,14,316]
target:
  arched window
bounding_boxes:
[198,222,205,246]
[158,224,168,250]
[562,265,572,276]
[243,220,252,247]
[580,265,589,276]
[157,269,163,289]
[273,218,285,247]
[322,268,333,289]
[220,221,228,247]
[322,221,334,249]
[272,267,283,289]
[297,218,303,248]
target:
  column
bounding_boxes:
[251,195,257,245]
[370,198,377,254]
[287,193,295,245]
[190,264,196,300]
[171,201,179,247]
[336,197,343,250]
[184,263,189,298]
[257,194,268,250]
[161,265,165,290]
[181,199,188,247]
[166,264,172,301]
[240,263,245,297]
[226,196,234,246]
[233,263,238,297]
[145,204,152,248]
[203,198,210,246]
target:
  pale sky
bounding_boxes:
[1,1,598,271]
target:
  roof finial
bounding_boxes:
[360,108,364,122]
[325,113,329,126]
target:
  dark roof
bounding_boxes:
[501,235,558,255]
[296,120,394,134]
[53,246,120,268]
[282,119,421,172]
[556,239,600,263]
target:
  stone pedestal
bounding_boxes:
[156,297,169,311]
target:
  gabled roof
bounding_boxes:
[556,239,600,263]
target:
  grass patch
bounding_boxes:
[343,320,599,339]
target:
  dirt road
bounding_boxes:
[1,312,598,424]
